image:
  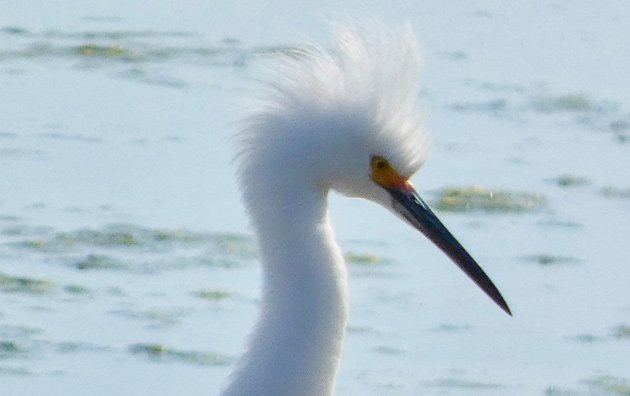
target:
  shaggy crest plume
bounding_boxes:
[237,24,427,191]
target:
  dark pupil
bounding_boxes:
[377,161,385,169]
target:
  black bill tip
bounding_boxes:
[388,187,512,316]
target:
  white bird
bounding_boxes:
[222,24,511,396]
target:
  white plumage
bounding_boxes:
[222,24,510,396]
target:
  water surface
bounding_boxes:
[1,2,629,395]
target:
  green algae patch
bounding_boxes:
[585,376,630,395]
[0,272,54,294]
[0,34,250,69]
[197,257,243,269]
[1,26,29,35]
[521,254,579,266]
[434,186,545,213]
[18,235,76,252]
[1,27,194,39]
[111,308,183,326]
[0,325,43,339]
[345,253,391,266]
[448,99,508,114]
[129,343,167,356]
[0,341,21,356]
[15,224,258,270]
[152,229,211,243]
[81,224,214,246]
[433,323,472,332]
[192,289,231,301]
[373,345,405,355]
[55,341,109,354]
[544,386,579,395]
[74,254,126,271]
[19,224,219,251]
[75,44,128,59]
[537,219,582,229]
[211,233,257,259]
[550,175,590,187]
[610,119,630,132]
[70,227,139,246]
[18,227,138,251]
[129,343,231,366]
[421,378,503,390]
[0,365,31,375]
[601,187,630,199]
[530,93,613,113]
[63,284,92,295]
[0,341,31,362]
[572,334,601,344]
[612,325,630,340]
[2,225,52,237]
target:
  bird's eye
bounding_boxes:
[371,156,389,171]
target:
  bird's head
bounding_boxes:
[237,24,510,315]
[239,25,427,200]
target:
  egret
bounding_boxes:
[222,24,510,396]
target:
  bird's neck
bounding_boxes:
[223,185,349,396]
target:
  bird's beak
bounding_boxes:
[386,183,512,316]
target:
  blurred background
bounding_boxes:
[0,1,629,395]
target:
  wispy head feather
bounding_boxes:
[237,24,428,203]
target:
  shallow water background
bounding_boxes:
[1,1,629,395]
